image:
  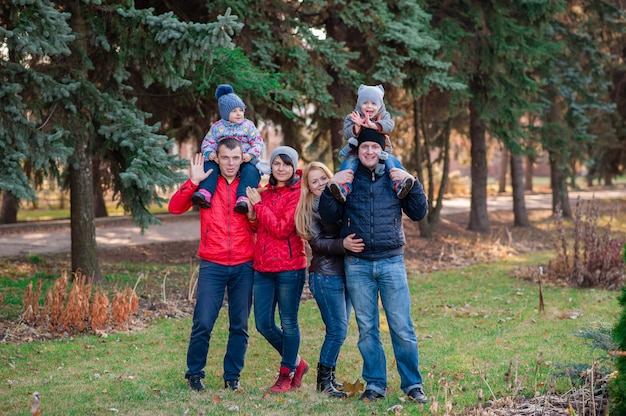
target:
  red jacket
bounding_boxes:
[168,177,256,266]
[253,178,307,273]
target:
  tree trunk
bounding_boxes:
[428,118,451,230]
[549,151,572,218]
[498,147,509,193]
[93,157,108,218]
[0,190,18,224]
[329,118,343,172]
[325,13,350,172]
[510,153,529,227]
[68,3,101,281]
[413,98,428,238]
[524,155,533,191]
[70,135,102,281]
[468,100,489,233]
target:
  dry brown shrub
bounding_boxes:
[547,200,625,289]
[89,289,110,332]
[22,282,37,324]
[41,287,53,326]
[20,270,140,335]
[48,270,69,330]
[62,271,92,332]
[21,280,44,324]
[112,287,138,329]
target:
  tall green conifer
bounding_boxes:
[1,1,242,279]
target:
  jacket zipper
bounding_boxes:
[227,180,232,264]
[370,170,375,255]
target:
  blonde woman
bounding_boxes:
[295,162,364,397]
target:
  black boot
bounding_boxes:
[330,366,343,391]
[316,363,346,398]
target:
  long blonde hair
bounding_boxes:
[295,162,333,241]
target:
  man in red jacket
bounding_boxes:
[169,138,257,392]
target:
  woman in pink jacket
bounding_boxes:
[246,146,309,393]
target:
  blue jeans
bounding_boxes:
[309,272,351,367]
[345,255,423,395]
[186,260,254,382]
[254,269,306,371]
[340,155,404,194]
[198,160,261,199]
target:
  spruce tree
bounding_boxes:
[1,1,242,280]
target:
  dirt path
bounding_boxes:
[1,187,624,258]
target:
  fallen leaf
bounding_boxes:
[387,404,403,414]
[561,311,579,320]
[341,379,364,397]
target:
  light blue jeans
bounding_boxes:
[345,254,423,396]
[309,272,351,367]
[253,269,306,371]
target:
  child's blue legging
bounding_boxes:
[197,160,261,199]
[339,155,404,194]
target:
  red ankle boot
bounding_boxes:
[270,366,293,393]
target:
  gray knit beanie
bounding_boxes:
[356,84,384,111]
[216,84,246,121]
[270,146,299,170]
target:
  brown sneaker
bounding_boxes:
[328,181,347,203]
[396,176,415,199]
[270,366,293,393]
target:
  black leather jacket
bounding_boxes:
[309,200,345,276]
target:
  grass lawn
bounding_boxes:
[0,251,618,415]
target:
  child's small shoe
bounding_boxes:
[192,189,212,208]
[234,196,249,214]
[328,181,347,203]
[395,176,415,199]
[339,137,359,159]
[375,151,388,176]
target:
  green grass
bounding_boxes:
[0,251,618,415]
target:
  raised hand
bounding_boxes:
[190,153,213,185]
[332,169,354,185]
[350,111,365,126]
[389,167,415,183]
